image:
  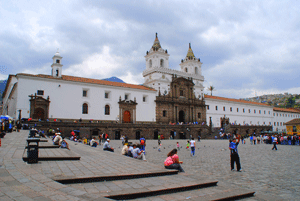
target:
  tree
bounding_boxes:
[208,86,215,96]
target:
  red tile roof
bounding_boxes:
[204,95,272,107]
[17,73,156,91]
[284,118,300,125]
[273,107,300,114]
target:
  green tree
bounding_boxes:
[208,86,215,96]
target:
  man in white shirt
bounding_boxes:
[53,133,62,146]
[272,135,278,150]
[190,138,196,156]
[132,144,146,161]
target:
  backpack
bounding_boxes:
[140,139,145,145]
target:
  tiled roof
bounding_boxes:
[204,95,272,107]
[273,107,300,114]
[17,73,156,91]
[284,118,300,125]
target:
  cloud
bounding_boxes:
[1,0,300,99]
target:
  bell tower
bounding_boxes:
[51,50,63,78]
[179,43,204,98]
[145,33,169,70]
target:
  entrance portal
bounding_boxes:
[179,110,185,123]
[123,111,131,123]
[33,108,45,120]
[136,131,140,139]
[115,131,120,140]
[154,131,159,139]
[179,132,186,139]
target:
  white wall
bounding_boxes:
[14,75,156,122]
[205,98,273,127]
[273,111,300,131]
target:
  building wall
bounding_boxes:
[13,75,156,122]
[205,98,273,127]
[273,111,300,132]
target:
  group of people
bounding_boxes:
[121,143,146,161]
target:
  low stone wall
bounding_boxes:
[36,122,210,140]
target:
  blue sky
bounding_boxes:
[1,0,299,98]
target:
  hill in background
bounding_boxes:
[102,76,125,83]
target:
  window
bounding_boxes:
[105,105,110,115]
[293,126,297,132]
[215,106,218,110]
[198,113,201,118]
[277,122,279,126]
[273,113,275,116]
[185,68,188,72]
[149,60,152,67]
[143,96,147,102]
[56,69,59,76]
[83,90,87,97]
[223,106,225,111]
[259,110,261,114]
[230,107,232,112]
[243,108,245,113]
[37,90,44,96]
[207,105,210,110]
[274,122,276,126]
[125,94,130,100]
[264,110,266,114]
[280,122,282,126]
[160,59,164,67]
[268,111,270,114]
[248,109,251,113]
[237,108,239,112]
[263,122,265,125]
[105,92,110,99]
[180,90,184,96]
[56,59,60,63]
[280,114,282,117]
[82,103,88,114]
[163,110,167,117]
[254,110,256,113]
[277,113,278,116]
[269,122,271,125]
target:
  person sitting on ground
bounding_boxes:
[103,139,114,152]
[132,144,146,161]
[53,133,63,146]
[121,144,128,155]
[60,137,70,150]
[90,137,98,147]
[127,144,133,157]
[164,148,184,172]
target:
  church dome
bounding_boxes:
[152,33,162,50]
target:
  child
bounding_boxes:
[158,142,162,152]
[177,142,180,151]
[186,140,190,149]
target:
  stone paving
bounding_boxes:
[0,130,299,200]
[108,138,299,200]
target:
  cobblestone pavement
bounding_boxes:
[108,139,300,200]
[0,130,299,200]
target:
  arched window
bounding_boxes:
[185,68,188,72]
[163,110,167,117]
[56,69,59,76]
[160,59,164,67]
[149,60,152,68]
[105,105,110,115]
[195,67,198,74]
[82,103,88,114]
[56,59,60,64]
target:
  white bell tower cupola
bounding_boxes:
[51,50,63,78]
[145,33,169,70]
[179,43,202,75]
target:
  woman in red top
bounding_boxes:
[164,149,184,172]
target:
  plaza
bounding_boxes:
[0,130,299,200]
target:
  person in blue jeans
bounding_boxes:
[229,137,241,171]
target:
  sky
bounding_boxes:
[1,0,299,99]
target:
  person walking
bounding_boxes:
[272,135,278,150]
[190,138,196,156]
[229,137,242,171]
[140,136,146,152]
